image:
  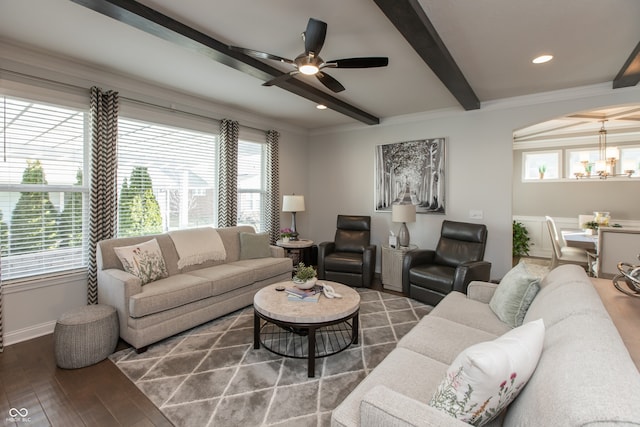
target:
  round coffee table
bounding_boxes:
[253,281,360,377]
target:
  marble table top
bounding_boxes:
[253,281,360,324]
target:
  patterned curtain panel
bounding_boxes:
[87,87,119,305]
[218,119,239,227]
[0,257,3,352]
[265,130,280,244]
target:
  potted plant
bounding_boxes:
[538,165,546,179]
[280,228,293,243]
[293,262,317,289]
[512,220,531,266]
[583,221,599,235]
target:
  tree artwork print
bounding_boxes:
[375,138,445,213]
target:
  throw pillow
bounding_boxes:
[239,232,272,259]
[114,238,169,285]
[428,319,545,426]
[489,262,541,327]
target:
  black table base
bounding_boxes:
[253,309,359,377]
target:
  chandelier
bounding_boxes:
[574,120,634,179]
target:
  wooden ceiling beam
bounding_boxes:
[70,0,380,125]
[614,41,640,89]
[373,0,479,110]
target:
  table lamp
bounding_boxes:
[282,195,305,241]
[392,203,416,247]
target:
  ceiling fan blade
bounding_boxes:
[316,71,345,93]
[324,57,389,69]
[229,46,295,65]
[263,71,299,87]
[304,18,327,55]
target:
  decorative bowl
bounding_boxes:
[293,277,317,290]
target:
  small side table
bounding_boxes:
[276,239,314,266]
[381,244,418,292]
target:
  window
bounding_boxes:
[0,96,88,281]
[117,118,218,236]
[567,149,599,178]
[522,151,561,180]
[620,147,640,177]
[237,140,266,232]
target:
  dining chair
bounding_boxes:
[545,216,589,270]
[595,227,640,279]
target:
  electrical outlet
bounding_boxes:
[469,210,483,219]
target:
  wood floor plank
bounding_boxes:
[0,335,171,427]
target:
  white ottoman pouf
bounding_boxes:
[54,304,119,369]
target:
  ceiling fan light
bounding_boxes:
[532,54,553,64]
[299,64,319,75]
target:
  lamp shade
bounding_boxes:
[392,203,416,223]
[282,195,305,212]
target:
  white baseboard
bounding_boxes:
[4,320,56,347]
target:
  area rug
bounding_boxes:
[109,289,432,427]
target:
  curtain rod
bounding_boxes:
[0,68,270,134]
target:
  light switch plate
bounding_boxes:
[469,210,484,219]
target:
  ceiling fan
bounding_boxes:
[229,18,388,93]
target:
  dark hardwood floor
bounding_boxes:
[0,333,172,426]
[0,277,395,427]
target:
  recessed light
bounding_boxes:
[316,104,327,110]
[532,55,553,64]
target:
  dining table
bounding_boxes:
[562,229,598,251]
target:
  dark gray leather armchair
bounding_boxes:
[318,215,376,288]
[403,220,490,305]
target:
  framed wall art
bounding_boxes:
[375,138,446,214]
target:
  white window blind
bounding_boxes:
[117,118,218,236]
[237,140,266,232]
[0,96,88,281]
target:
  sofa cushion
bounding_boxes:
[430,292,512,336]
[128,273,211,317]
[239,232,271,259]
[489,262,540,327]
[113,238,168,285]
[187,264,256,297]
[229,257,292,282]
[332,347,449,427]
[398,316,498,365]
[428,319,545,426]
[506,314,640,425]
[523,265,606,327]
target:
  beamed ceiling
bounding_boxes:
[1,0,639,130]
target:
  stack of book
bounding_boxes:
[285,285,323,302]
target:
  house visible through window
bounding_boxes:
[0,96,88,281]
[117,118,218,236]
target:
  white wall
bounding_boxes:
[306,84,640,280]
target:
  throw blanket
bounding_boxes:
[168,227,226,269]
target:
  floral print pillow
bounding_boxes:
[114,238,168,285]
[428,319,545,426]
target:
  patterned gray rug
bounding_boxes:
[109,289,432,426]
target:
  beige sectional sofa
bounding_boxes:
[96,226,292,351]
[332,264,640,426]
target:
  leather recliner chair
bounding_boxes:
[318,215,376,288]
[402,220,491,305]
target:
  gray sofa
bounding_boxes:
[96,226,292,351]
[332,264,640,426]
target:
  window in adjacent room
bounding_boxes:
[0,96,89,281]
[522,151,561,180]
[117,118,218,236]
[620,146,640,177]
